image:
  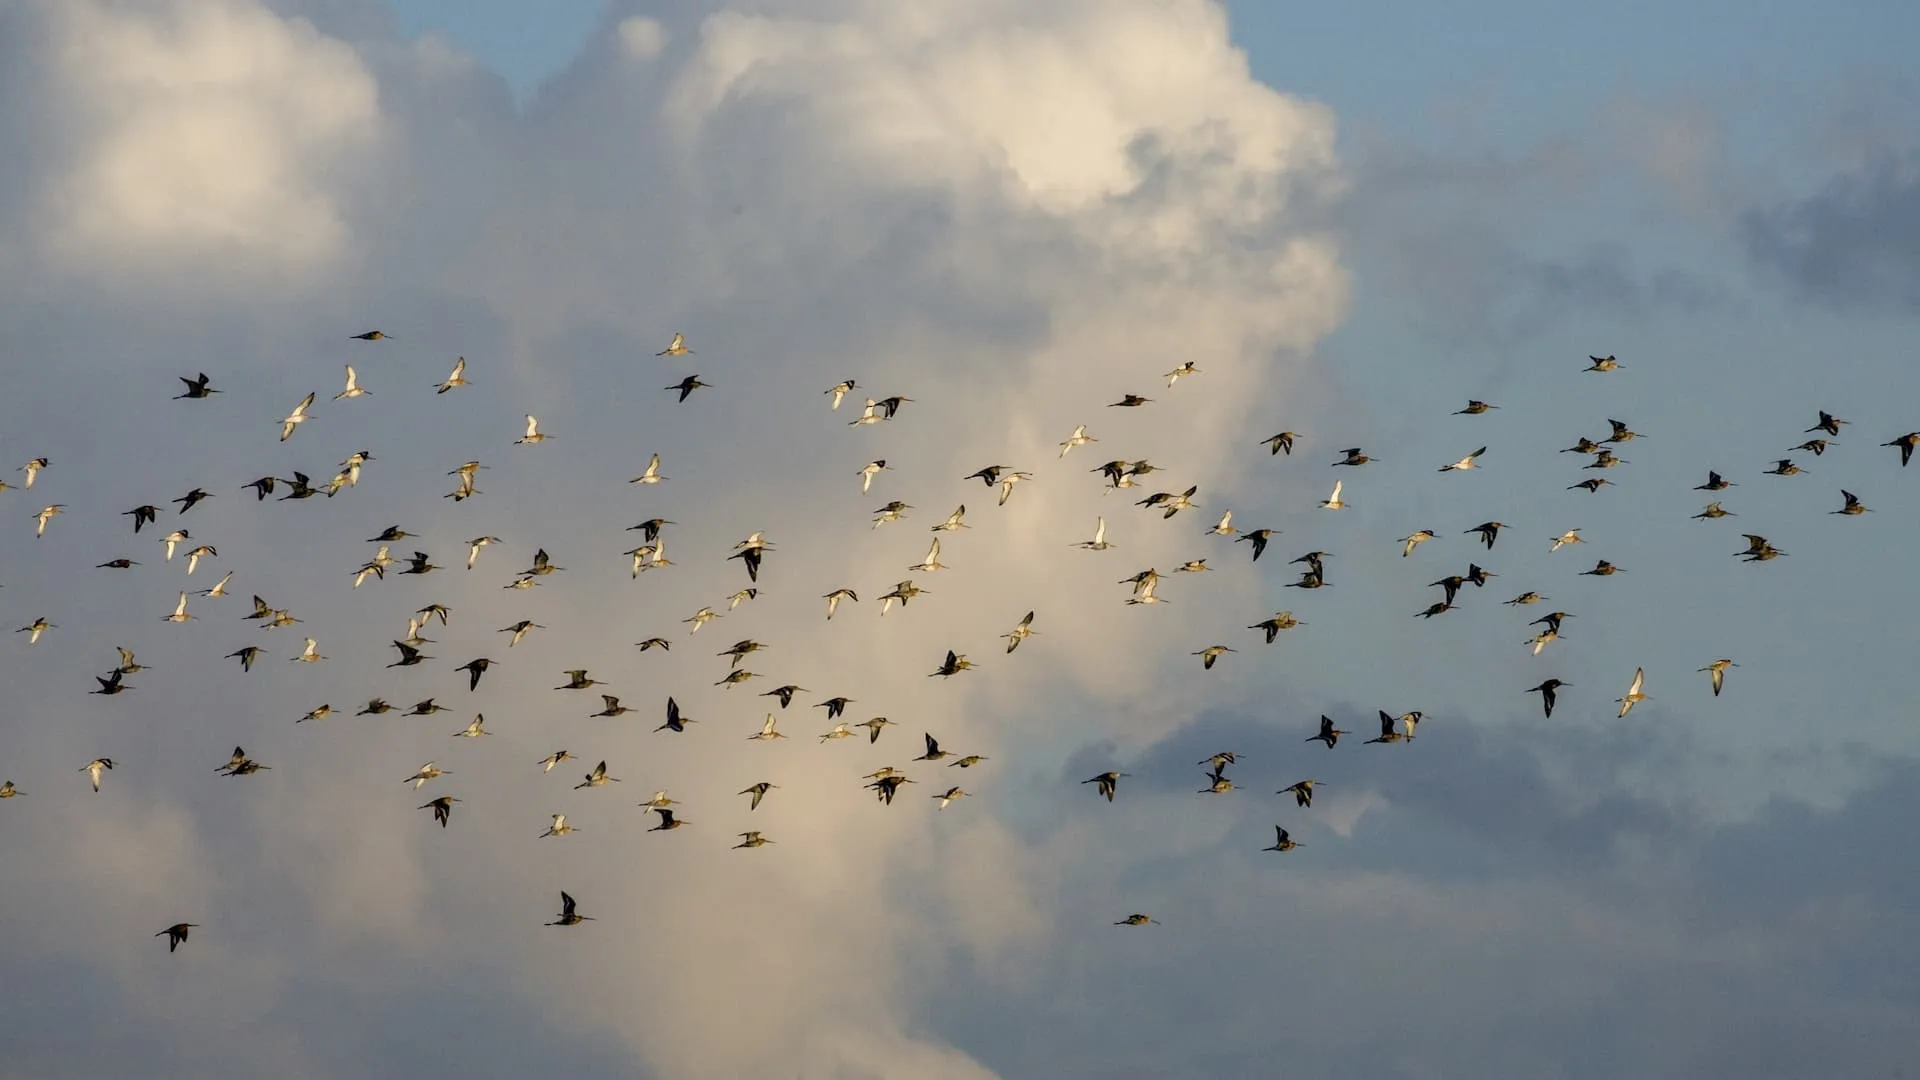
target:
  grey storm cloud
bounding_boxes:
[1741,150,1920,313]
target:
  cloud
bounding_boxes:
[1333,136,1738,351]
[21,0,382,280]
[617,15,667,61]
[1740,150,1920,313]
[0,0,1350,1076]
[1015,700,1920,1077]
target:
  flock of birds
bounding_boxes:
[5,337,1918,947]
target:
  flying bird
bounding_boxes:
[656,697,694,733]
[822,588,858,620]
[1698,659,1737,697]
[1198,771,1235,795]
[419,796,459,828]
[1833,490,1871,516]
[574,760,620,788]
[515,415,551,445]
[1083,771,1129,802]
[80,757,115,791]
[404,763,450,790]
[175,373,220,399]
[1604,419,1641,443]
[666,375,711,402]
[387,641,429,668]
[279,392,316,441]
[1465,521,1505,550]
[631,454,667,485]
[1002,611,1037,653]
[455,657,495,691]
[1274,776,1320,803]
[656,332,692,357]
[1263,827,1302,853]
[1528,679,1567,718]
[1237,528,1275,561]
[1615,668,1648,717]
[156,923,199,953]
[434,356,470,393]
[1194,645,1235,670]
[1248,611,1304,643]
[1438,447,1486,472]
[1307,715,1347,748]
[1807,411,1848,437]
[1075,516,1114,551]
[499,620,544,647]
[334,365,369,400]
[547,891,594,926]
[929,650,974,678]
[1882,433,1919,467]
[1362,711,1410,745]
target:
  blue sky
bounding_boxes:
[3,1,1918,1077]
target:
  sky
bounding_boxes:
[1,1,1918,1077]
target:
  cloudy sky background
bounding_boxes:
[1,1,1917,1076]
